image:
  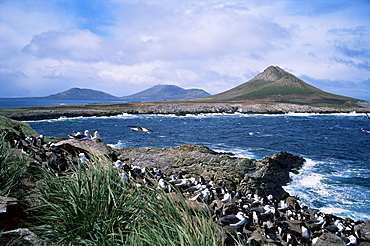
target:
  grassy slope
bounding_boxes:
[0,115,37,135]
[200,69,363,108]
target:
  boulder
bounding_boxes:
[314,232,346,246]
[0,196,18,229]
[54,139,117,160]
[354,220,370,245]
[0,228,47,246]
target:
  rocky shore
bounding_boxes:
[1,117,370,245]
[1,101,370,121]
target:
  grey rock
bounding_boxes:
[0,228,47,246]
[314,232,346,246]
[54,138,117,159]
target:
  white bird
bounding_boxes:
[347,235,358,245]
[69,130,90,140]
[114,160,123,169]
[158,178,170,192]
[221,191,231,202]
[91,131,102,141]
[128,125,153,134]
[79,153,89,164]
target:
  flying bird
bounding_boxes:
[128,125,153,134]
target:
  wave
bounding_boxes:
[283,158,370,221]
[212,146,259,159]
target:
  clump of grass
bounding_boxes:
[35,155,223,245]
[0,132,28,197]
[35,157,137,245]
[125,183,222,246]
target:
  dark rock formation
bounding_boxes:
[115,144,303,200]
[239,152,305,199]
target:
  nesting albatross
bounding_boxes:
[220,211,249,227]
[69,130,91,140]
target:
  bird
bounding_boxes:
[69,130,90,140]
[91,131,102,141]
[114,160,123,169]
[158,178,171,192]
[220,211,248,227]
[79,153,89,164]
[128,125,153,134]
[221,190,232,202]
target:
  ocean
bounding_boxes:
[24,112,370,221]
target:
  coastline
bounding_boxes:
[1,101,370,121]
[1,115,370,245]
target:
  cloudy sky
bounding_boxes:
[1,0,370,101]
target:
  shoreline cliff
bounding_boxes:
[1,101,370,121]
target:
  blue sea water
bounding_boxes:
[25,112,370,221]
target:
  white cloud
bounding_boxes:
[0,0,370,100]
[23,29,104,62]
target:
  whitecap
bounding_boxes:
[213,147,258,159]
[108,140,128,149]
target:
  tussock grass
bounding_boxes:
[35,158,136,245]
[0,133,28,196]
[35,156,222,245]
[125,184,222,246]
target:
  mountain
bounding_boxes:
[202,65,363,107]
[120,84,211,101]
[44,88,119,99]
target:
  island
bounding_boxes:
[0,66,369,121]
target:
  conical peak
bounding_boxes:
[253,65,287,81]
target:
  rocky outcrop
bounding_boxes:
[239,152,304,199]
[314,232,346,246]
[115,144,304,199]
[0,228,47,246]
[54,138,117,160]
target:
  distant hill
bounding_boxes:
[120,84,211,101]
[201,65,363,107]
[44,88,119,99]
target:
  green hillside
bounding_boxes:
[121,84,210,101]
[202,66,363,107]
[45,88,119,99]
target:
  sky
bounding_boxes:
[1,0,370,101]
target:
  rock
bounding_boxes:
[314,232,346,246]
[0,196,18,214]
[114,145,305,199]
[0,196,19,229]
[238,152,305,200]
[0,228,47,246]
[354,220,370,245]
[54,139,117,160]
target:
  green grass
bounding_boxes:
[0,116,37,135]
[0,133,28,197]
[34,156,223,245]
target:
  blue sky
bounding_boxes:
[1,0,370,101]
